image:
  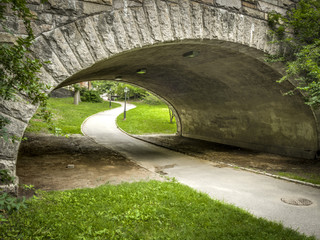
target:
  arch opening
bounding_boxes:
[54,40,318,159]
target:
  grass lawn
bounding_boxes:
[116,102,177,135]
[276,172,320,185]
[0,180,314,240]
[26,97,120,134]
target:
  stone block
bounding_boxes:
[242,1,257,9]
[168,3,184,39]
[243,0,257,3]
[216,0,241,9]
[38,13,53,24]
[82,2,112,14]
[0,32,17,43]
[202,5,215,39]
[243,6,265,19]
[119,9,142,48]
[84,0,112,4]
[259,0,278,6]
[91,13,119,54]
[144,3,163,42]
[0,181,18,196]
[0,160,16,176]
[179,0,194,39]
[128,0,143,7]
[199,0,214,5]
[60,23,95,68]
[30,36,70,84]
[44,28,82,75]
[31,22,54,36]
[54,15,78,27]
[258,1,287,14]
[48,0,77,11]
[76,17,108,61]
[131,7,155,45]
[281,0,296,7]
[0,98,37,124]
[0,115,26,160]
[191,2,204,39]
[156,0,174,41]
[38,66,60,91]
[113,0,125,9]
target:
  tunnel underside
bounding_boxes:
[60,40,318,159]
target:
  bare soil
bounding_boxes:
[17,133,160,196]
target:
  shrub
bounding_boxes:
[142,94,163,105]
[80,88,102,103]
[0,169,15,185]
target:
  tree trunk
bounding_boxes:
[74,90,80,105]
[169,108,174,123]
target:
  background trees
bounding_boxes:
[91,81,147,100]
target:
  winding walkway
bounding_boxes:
[82,102,320,239]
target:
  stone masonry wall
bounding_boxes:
[0,0,296,42]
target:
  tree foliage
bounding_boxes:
[92,81,147,100]
[268,0,320,107]
[80,88,103,103]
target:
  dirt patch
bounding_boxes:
[17,133,161,195]
[135,135,320,184]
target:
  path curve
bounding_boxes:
[82,102,320,239]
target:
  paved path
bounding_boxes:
[82,102,320,239]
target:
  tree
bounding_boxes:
[268,0,320,107]
[0,0,48,141]
[92,81,147,100]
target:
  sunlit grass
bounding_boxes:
[116,102,177,135]
[26,97,120,134]
[0,180,314,240]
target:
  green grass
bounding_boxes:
[276,172,320,185]
[116,102,177,135]
[0,180,314,240]
[26,97,120,134]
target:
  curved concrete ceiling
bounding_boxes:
[60,40,318,159]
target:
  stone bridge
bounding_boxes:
[1,0,319,191]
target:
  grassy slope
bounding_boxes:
[26,97,120,134]
[116,102,177,135]
[0,181,314,240]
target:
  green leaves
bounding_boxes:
[80,88,103,103]
[0,1,49,143]
[0,191,27,220]
[267,0,320,107]
[0,169,15,185]
[0,40,49,104]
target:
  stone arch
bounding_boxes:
[1,0,319,191]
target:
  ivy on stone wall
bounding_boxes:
[0,0,49,102]
[268,0,320,107]
[0,0,49,141]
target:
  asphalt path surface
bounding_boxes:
[82,102,320,239]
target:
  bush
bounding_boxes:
[0,169,15,185]
[142,94,163,105]
[80,88,102,103]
